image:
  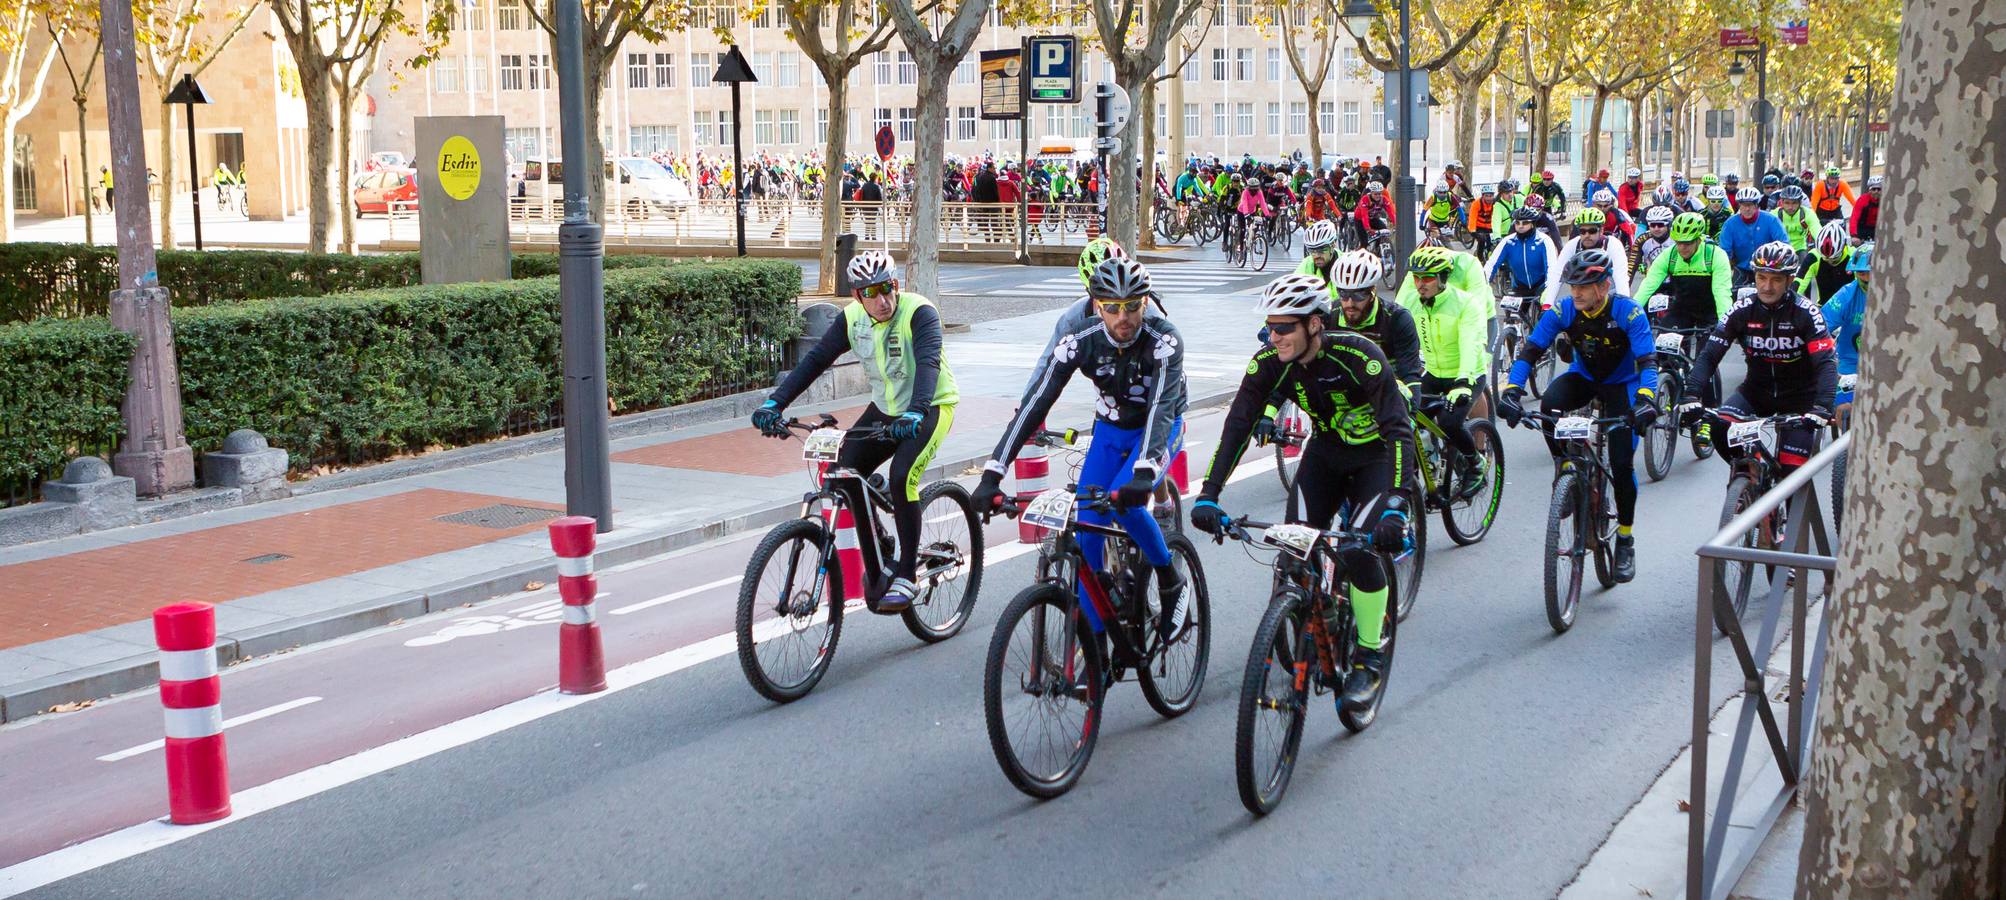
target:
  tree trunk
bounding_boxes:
[1625,89,1646,173]
[1451,77,1478,177]
[335,82,358,255]
[156,100,175,250]
[906,65,952,301]
[1500,103,1515,183]
[1168,38,1187,165]
[1797,0,2006,893]
[77,98,93,245]
[1107,64,1147,252]
[1137,78,1159,249]
[297,62,335,253]
[577,43,612,225]
[815,62,849,294]
[1304,82,1323,168]
[1530,85,1553,174]
[0,117,16,240]
[1583,87,1609,179]
[1670,95,1688,176]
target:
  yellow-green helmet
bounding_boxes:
[1670,211,1707,242]
[1078,237,1127,286]
[1408,245,1455,277]
[1573,207,1607,228]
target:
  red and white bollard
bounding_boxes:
[823,505,868,603]
[1168,448,1190,494]
[1012,433,1052,545]
[1282,409,1307,459]
[154,601,230,824]
[547,516,607,694]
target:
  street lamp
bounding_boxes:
[1726,47,1768,177]
[1340,0,1417,280]
[163,74,210,251]
[1519,98,1536,180]
[1339,0,1375,39]
[1844,63,1875,184]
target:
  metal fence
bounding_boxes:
[1686,430,1846,900]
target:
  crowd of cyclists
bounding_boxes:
[741,152,1869,805]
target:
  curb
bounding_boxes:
[0,387,1236,723]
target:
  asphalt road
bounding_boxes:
[18,381,1772,899]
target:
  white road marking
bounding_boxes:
[94,697,324,763]
[608,576,744,616]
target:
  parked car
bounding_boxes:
[509,157,692,219]
[352,167,417,216]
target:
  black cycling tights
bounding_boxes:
[1538,373,1639,527]
[832,405,948,583]
[1288,437,1396,594]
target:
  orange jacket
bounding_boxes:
[1468,196,1496,232]
[1811,179,1855,214]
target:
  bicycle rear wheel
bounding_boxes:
[1234,590,1311,816]
[1393,496,1425,622]
[984,582,1103,799]
[1138,534,1210,718]
[1543,472,1585,634]
[1713,475,1760,636]
[735,518,845,703]
[1338,559,1399,733]
[901,482,984,643]
[1443,419,1505,545]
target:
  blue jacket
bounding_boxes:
[1717,210,1789,271]
[1820,281,1866,375]
[1509,293,1659,394]
[1581,179,1613,203]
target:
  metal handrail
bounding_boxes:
[1687,429,1848,900]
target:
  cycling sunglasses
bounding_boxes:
[1337,290,1377,304]
[1265,319,1309,335]
[1094,297,1148,314]
[1576,225,1603,234]
[858,282,895,298]
[1647,222,1670,228]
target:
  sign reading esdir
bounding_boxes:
[875,124,896,160]
[1027,35,1078,103]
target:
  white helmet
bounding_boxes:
[1257,273,1330,317]
[1816,220,1850,259]
[1625,167,1642,178]
[1087,256,1153,300]
[1365,180,1385,192]
[1445,159,1463,170]
[1593,188,1616,204]
[1303,219,1340,251]
[847,250,896,288]
[1329,249,1383,291]
[1644,205,1676,226]
[1705,185,1727,201]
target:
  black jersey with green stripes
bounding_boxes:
[1202,331,1413,500]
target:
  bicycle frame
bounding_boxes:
[1225,518,1377,687]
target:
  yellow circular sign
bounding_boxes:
[437,135,481,201]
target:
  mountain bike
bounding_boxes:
[1366,229,1397,289]
[733,415,984,703]
[1489,291,1553,400]
[1266,400,1309,498]
[1511,410,1628,634]
[982,431,1212,799]
[1642,309,1716,480]
[1830,373,1857,527]
[1261,416,1426,622]
[1220,515,1401,815]
[1411,395,1504,548]
[1702,410,1824,637]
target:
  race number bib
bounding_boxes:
[1263,523,1321,558]
[801,428,844,462]
[1726,420,1766,449]
[1648,294,1670,313]
[1656,331,1687,353]
[1554,416,1595,441]
[1837,374,1858,392]
[1021,488,1078,531]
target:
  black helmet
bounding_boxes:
[1513,206,1541,223]
[1560,249,1615,285]
[1761,174,1781,188]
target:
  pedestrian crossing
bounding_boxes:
[955,259,1278,299]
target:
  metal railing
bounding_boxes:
[1687,429,1847,900]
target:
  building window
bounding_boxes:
[1182,55,1198,82]
[629,125,678,155]
[779,109,800,144]
[1266,48,1281,81]
[694,110,714,146]
[875,52,892,85]
[462,0,486,30]
[499,54,523,91]
[526,54,550,90]
[1321,100,1336,135]
[954,58,976,85]
[718,109,735,146]
[778,51,800,88]
[898,107,916,143]
[1235,102,1254,136]
[1289,101,1307,136]
[654,52,674,88]
[467,58,488,92]
[627,53,648,89]
[752,51,773,82]
[1234,0,1253,26]
[754,109,775,145]
[1234,48,1252,82]
[692,52,713,88]
[956,106,977,141]
[1213,102,1227,137]
[897,50,916,84]
[1343,100,1360,135]
[432,56,462,93]
[1340,47,1360,79]
[816,108,829,145]
[1372,104,1385,136]
[1184,103,1199,138]
[1267,102,1280,135]
[497,0,522,30]
[990,118,1019,140]
[11,134,34,210]
[505,126,543,160]
[1211,48,1227,81]
[876,107,894,133]
[1156,102,1166,138]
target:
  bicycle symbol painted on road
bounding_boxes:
[404,598,569,647]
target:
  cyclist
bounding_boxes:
[1849,175,1882,240]
[1173,162,1202,204]
[1582,169,1613,207]
[1546,208,1630,313]
[1797,221,1856,302]
[1444,159,1470,202]
[1811,166,1855,223]
[1682,242,1838,477]
[1237,174,1277,249]
[1487,207,1561,311]
[1420,181,1460,242]
[1356,179,1395,240]
[1467,183,1498,259]
[1532,169,1567,215]
[1490,178,1525,243]
[1331,249,1425,393]
[1617,167,1645,217]
[1519,192,1562,247]
[1400,246,1493,500]
[1773,186,1819,254]
[1498,250,1660,583]
[1190,273,1414,710]
[1719,187,1789,288]
[1722,172,1742,200]
[753,251,958,611]
[973,257,1189,641]
[1635,211,1733,334]
[1819,241,1871,428]
[1297,220,1342,279]
[1669,178,1703,213]
[1758,173,1783,210]
[1701,185,1732,238]
[1632,205,1678,276]
[1592,188,1633,249]
[1302,178,1337,223]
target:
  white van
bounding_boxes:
[509,157,691,219]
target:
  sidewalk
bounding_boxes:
[0,291,1265,722]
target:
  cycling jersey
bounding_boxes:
[1400,280,1490,384]
[987,313,1187,480]
[1468,196,1496,233]
[1294,255,1330,280]
[1633,241,1733,327]
[1702,205,1732,239]
[1509,293,1659,394]
[1486,230,1559,296]
[1203,332,1413,496]
[1173,171,1199,199]
[1688,289,1839,413]
[771,292,957,415]
[1633,232,1675,275]
[1489,196,1525,238]
[1544,235,1630,312]
[1333,297,1425,392]
[1811,179,1855,220]
[1775,206,1818,251]
[1423,198,1458,224]
[1717,210,1790,272]
[1849,193,1879,240]
[1819,281,1867,377]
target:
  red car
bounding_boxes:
[352,167,417,216]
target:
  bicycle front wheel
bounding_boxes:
[1139,533,1211,718]
[1713,475,1760,636]
[1393,496,1426,622]
[901,481,984,643]
[735,518,845,703]
[984,582,1103,799]
[1252,230,1270,270]
[1643,384,1679,482]
[1443,419,1505,545]
[1234,590,1311,816]
[1543,472,1585,634]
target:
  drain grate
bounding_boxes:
[435,503,563,530]
[242,552,292,565]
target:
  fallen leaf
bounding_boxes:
[1677,799,1692,813]
[46,700,94,713]
[1635,886,1654,897]
[524,581,547,591]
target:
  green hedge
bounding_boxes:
[0,258,800,500]
[0,243,681,322]
[0,319,136,499]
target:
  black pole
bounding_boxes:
[1394,0,1415,282]
[1859,78,1873,185]
[1753,43,1769,178]
[1095,83,1110,236]
[553,0,612,530]
[1017,36,1030,264]
[732,81,746,258]
[184,102,202,251]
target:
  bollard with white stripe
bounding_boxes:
[154,601,230,824]
[1168,448,1190,494]
[1012,425,1052,545]
[825,505,867,603]
[1282,409,1306,459]
[547,516,607,694]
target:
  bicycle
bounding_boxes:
[733,414,984,703]
[982,430,1211,799]
[1258,418,1426,622]
[1829,373,1857,527]
[1410,394,1505,548]
[1489,291,1552,400]
[1365,228,1397,289]
[1642,305,1716,480]
[1221,515,1401,815]
[1510,410,1629,634]
[1701,410,1824,636]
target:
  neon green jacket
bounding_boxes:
[1399,282,1490,383]
[1776,205,1818,251]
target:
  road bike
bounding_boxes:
[1641,305,1716,480]
[732,415,984,703]
[1410,395,1505,548]
[1511,410,1629,634]
[982,430,1211,799]
[1701,410,1824,636]
[1220,515,1401,815]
